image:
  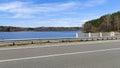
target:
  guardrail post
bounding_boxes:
[31,41,34,44]
[88,32,91,38]
[100,32,102,37]
[76,33,79,38]
[110,32,115,37]
[13,42,15,46]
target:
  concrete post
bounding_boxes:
[110,32,115,37]
[88,33,91,38]
[110,32,112,37]
[113,32,115,36]
[76,33,79,38]
[100,32,102,37]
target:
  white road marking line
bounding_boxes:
[0,40,119,51]
[0,47,120,63]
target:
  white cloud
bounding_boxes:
[0,1,23,11]
[83,0,107,7]
[0,0,107,18]
[32,2,77,13]
[0,1,77,18]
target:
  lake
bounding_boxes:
[0,31,82,40]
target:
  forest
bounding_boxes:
[83,11,120,32]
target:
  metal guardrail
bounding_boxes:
[76,32,120,39]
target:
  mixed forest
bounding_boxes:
[83,11,120,32]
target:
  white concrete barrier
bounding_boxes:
[76,32,120,38]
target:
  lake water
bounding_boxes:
[0,31,82,40]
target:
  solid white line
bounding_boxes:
[0,47,120,63]
[0,40,120,51]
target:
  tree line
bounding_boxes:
[83,11,120,32]
[0,26,82,32]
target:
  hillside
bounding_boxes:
[0,26,82,32]
[83,11,120,32]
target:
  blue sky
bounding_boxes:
[0,0,119,27]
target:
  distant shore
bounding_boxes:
[0,26,82,32]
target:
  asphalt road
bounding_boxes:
[0,40,120,68]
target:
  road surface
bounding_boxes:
[0,40,120,68]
